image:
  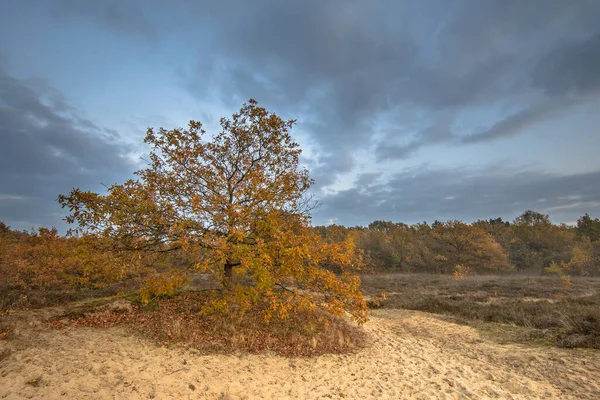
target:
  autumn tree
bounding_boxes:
[356,221,416,271]
[473,218,513,247]
[315,224,353,244]
[576,214,600,243]
[313,224,365,273]
[59,100,368,324]
[510,210,575,272]
[431,220,512,274]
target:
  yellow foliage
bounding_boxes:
[140,269,190,304]
[546,245,594,277]
[453,264,474,280]
[545,261,565,275]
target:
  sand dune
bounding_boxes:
[1,309,600,399]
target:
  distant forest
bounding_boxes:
[314,210,600,276]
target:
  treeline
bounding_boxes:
[1,210,600,295]
[315,211,600,276]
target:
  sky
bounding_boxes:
[1,0,600,231]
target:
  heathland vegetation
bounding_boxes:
[2,210,599,352]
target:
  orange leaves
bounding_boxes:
[139,269,190,304]
[0,227,131,290]
[561,274,574,291]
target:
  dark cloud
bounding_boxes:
[377,112,455,160]
[532,33,600,97]
[52,0,157,40]
[460,32,600,144]
[310,152,357,189]
[354,173,383,190]
[0,67,136,231]
[376,142,422,161]
[439,0,578,59]
[460,100,574,144]
[182,0,600,175]
[312,166,600,226]
[185,1,419,175]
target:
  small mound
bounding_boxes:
[55,292,368,357]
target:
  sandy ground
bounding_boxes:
[1,308,600,399]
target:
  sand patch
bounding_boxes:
[1,309,600,399]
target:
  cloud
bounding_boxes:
[184,1,420,175]
[3,1,600,229]
[547,201,600,212]
[377,112,456,160]
[0,194,25,201]
[311,166,600,226]
[460,99,576,144]
[180,0,600,182]
[0,67,137,231]
[52,0,157,40]
[459,32,600,144]
[532,33,600,96]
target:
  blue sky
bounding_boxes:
[1,0,599,231]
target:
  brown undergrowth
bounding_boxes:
[362,273,600,349]
[48,292,368,357]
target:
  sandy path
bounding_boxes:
[1,309,600,399]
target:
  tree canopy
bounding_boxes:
[58,100,368,324]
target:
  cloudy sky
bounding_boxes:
[1,0,599,231]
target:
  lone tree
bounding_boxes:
[59,100,368,324]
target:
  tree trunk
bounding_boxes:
[224,260,234,280]
[224,258,240,281]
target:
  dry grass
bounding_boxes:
[0,279,142,312]
[46,292,368,357]
[361,273,600,349]
[5,271,600,356]
[1,273,368,357]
